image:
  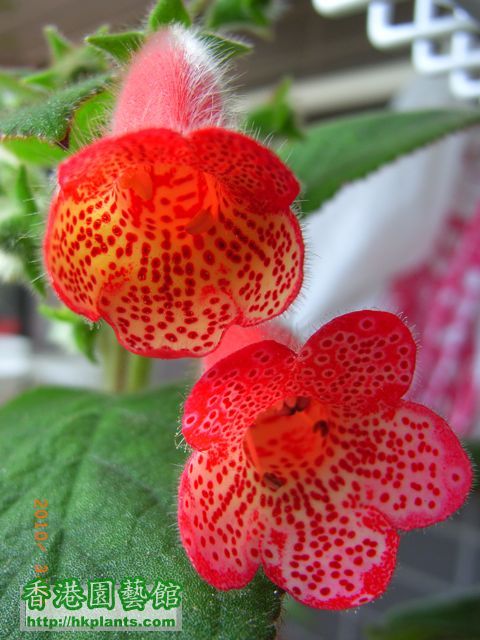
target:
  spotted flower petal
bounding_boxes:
[322,401,472,530]
[45,128,303,358]
[179,311,472,609]
[183,340,295,449]
[296,311,416,409]
[261,505,398,609]
[178,446,262,589]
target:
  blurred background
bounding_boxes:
[1,1,480,638]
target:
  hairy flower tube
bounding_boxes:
[178,311,472,609]
[44,27,304,358]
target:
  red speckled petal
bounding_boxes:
[44,128,304,358]
[190,128,300,212]
[261,500,398,609]
[183,340,295,450]
[219,206,304,329]
[322,401,472,531]
[178,446,262,589]
[296,311,416,410]
[57,128,193,200]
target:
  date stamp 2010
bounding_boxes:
[33,499,48,576]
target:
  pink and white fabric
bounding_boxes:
[388,142,480,437]
[389,207,480,435]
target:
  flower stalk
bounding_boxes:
[99,326,152,394]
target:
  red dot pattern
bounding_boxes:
[44,127,303,358]
[294,310,417,410]
[178,311,472,608]
[179,446,262,589]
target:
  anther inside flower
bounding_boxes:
[43,28,304,358]
[244,396,330,490]
[178,311,472,609]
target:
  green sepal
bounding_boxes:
[0,71,44,110]
[24,38,107,91]
[206,0,277,32]
[68,91,114,151]
[39,305,100,363]
[86,31,145,63]
[202,32,252,61]
[147,0,192,30]
[244,77,303,141]
[44,26,74,63]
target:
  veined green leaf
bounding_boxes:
[0,386,282,639]
[282,109,480,215]
[0,73,111,141]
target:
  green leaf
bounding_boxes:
[0,166,45,294]
[0,137,67,165]
[86,31,145,63]
[0,73,111,141]
[148,0,192,29]
[13,165,37,216]
[0,214,45,295]
[69,91,114,151]
[0,71,44,109]
[24,39,107,91]
[39,304,84,324]
[202,32,253,61]
[44,26,74,63]
[0,386,282,639]
[206,0,277,32]
[244,77,303,141]
[282,109,480,215]
[72,322,100,363]
[39,305,100,362]
[22,69,62,91]
[366,590,480,640]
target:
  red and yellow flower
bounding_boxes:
[44,28,304,358]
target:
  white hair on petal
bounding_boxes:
[112,26,238,135]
